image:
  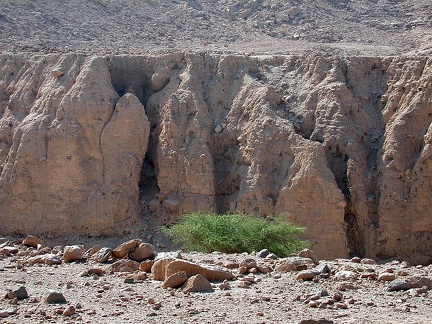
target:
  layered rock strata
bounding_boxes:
[0,53,431,263]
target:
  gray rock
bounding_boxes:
[92,247,112,263]
[313,263,330,274]
[0,308,17,318]
[265,253,279,260]
[45,291,67,303]
[6,286,28,300]
[45,254,62,265]
[154,251,183,261]
[257,249,270,258]
[299,319,334,324]
[387,278,410,292]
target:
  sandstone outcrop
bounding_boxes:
[1,53,432,263]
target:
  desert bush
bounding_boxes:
[162,212,310,257]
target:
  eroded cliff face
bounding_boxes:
[0,53,431,263]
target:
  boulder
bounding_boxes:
[298,249,319,265]
[151,259,174,280]
[92,247,113,263]
[162,271,188,289]
[387,278,410,292]
[165,259,235,281]
[129,243,155,262]
[112,239,141,259]
[22,235,43,248]
[63,245,86,262]
[28,254,62,265]
[182,274,213,293]
[5,287,28,300]
[139,260,155,273]
[45,291,66,303]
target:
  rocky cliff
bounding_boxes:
[0,53,431,263]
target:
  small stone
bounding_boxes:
[360,258,377,265]
[182,274,213,293]
[387,278,410,292]
[106,259,140,273]
[22,235,43,248]
[256,264,272,274]
[333,292,343,302]
[257,249,270,258]
[335,270,357,281]
[378,272,395,281]
[313,263,330,274]
[63,305,76,316]
[218,280,231,290]
[154,251,182,261]
[214,124,223,133]
[239,258,257,270]
[336,302,348,309]
[92,247,112,263]
[45,291,66,303]
[80,268,105,277]
[265,253,279,260]
[296,270,317,281]
[239,266,248,274]
[52,70,64,78]
[350,257,361,263]
[6,286,29,300]
[298,249,319,265]
[308,300,319,308]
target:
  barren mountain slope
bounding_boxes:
[0,0,431,55]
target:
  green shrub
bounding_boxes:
[161,212,310,257]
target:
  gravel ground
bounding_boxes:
[1,236,432,323]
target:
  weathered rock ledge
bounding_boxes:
[0,53,431,264]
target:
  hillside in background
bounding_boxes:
[0,0,431,55]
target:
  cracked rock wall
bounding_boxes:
[0,53,431,263]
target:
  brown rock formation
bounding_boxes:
[1,53,431,264]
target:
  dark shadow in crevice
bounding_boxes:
[139,155,159,204]
[325,143,365,257]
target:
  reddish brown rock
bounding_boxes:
[162,271,188,289]
[182,274,213,293]
[129,243,155,262]
[63,305,76,316]
[112,239,141,259]
[151,259,174,281]
[22,235,42,248]
[165,259,235,282]
[140,260,155,273]
[106,259,140,273]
